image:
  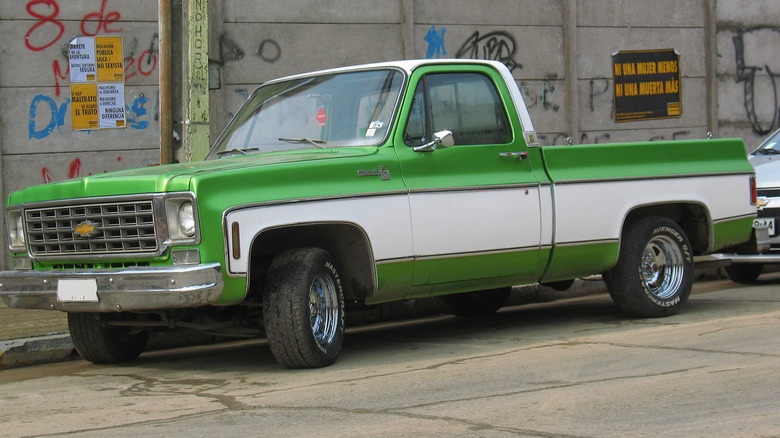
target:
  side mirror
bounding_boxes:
[413,130,454,152]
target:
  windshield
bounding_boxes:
[752,129,780,156]
[207,69,405,159]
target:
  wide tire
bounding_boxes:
[68,313,150,364]
[438,287,511,317]
[603,217,693,318]
[724,263,764,284]
[263,248,345,368]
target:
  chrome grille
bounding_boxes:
[24,200,158,257]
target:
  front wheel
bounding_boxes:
[68,313,150,364]
[603,217,693,317]
[263,248,345,368]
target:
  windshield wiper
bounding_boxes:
[756,148,780,155]
[216,147,259,156]
[278,137,327,149]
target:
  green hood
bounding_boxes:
[7,148,374,205]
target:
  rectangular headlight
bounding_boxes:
[163,194,200,244]
[7,209,26,251]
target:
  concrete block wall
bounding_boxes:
[1,0,779,268]
[0,0,161,268]
[0,1,161,194]
[574,0,712,145]
[716,0,780,149]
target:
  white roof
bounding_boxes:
[265,59,511,83]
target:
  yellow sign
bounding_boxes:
[96,36,124,82]
[70,83,99,130]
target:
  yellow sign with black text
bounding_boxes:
[96,36,124,82]
[70,83,99,130]
[613,49,682,122]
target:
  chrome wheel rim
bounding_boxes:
[309,271,339,347]
[640,234,685,299]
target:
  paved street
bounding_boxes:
[1,277,779,437]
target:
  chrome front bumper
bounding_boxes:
[0,263,223,312]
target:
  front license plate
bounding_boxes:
[57,279,99,303]
[754,218,776,236]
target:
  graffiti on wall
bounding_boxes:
[40,156,134,184]
[19,0,159,184]
[455,31,523,73]
[423,26,523,73]
[29,92,153,140]
[424,26,447,59]
[518,75,560,112]
[733,27,780,136]
[218,33,281,64]
[23,0,157,144]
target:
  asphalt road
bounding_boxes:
[1,277,779,438]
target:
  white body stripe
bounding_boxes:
[224,175,751,275]
[408,188,542,256]
[553,175,754,245]
[225,195,412,274]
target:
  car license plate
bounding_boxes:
[57,279,99,302]
[754,218,775,236]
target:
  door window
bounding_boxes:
[403,72,512,147]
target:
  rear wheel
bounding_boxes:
[438,287,511,317]
[603,217,693,317]
[724,263,764,284]
[263,248,345,368]
[68,312,150,364]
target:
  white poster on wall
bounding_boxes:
[68,37,97,83]
[98,82,126,129]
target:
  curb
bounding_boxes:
[0,334,74,369]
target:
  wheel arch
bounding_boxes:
[246,221,377,303]
[621,202,712,255]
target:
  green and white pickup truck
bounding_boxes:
[1,60,758,368]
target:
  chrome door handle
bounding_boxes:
[499,152,528,160]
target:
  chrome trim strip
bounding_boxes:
[0,263,223,312]
[375,257,415,265]
[554,239,619,248]
[413,245,543,261]
[553,171,754,185]
[222,190,410,218]
[705,253,780,263]
[408,183,540,195]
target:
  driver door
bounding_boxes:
[393,65,545,288]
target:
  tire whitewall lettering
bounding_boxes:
[604,217,693,317]
[263,248,346,368]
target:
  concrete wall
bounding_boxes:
[1,0,779,268]
[716,0,780,149]
[0,0,161,268]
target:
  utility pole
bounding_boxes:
[182,0,210,161]
[159,0,173,164]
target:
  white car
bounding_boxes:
[719,128,780,282]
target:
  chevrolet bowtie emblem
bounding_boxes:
[74,221,99,238]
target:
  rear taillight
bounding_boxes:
[750,175,757,206]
